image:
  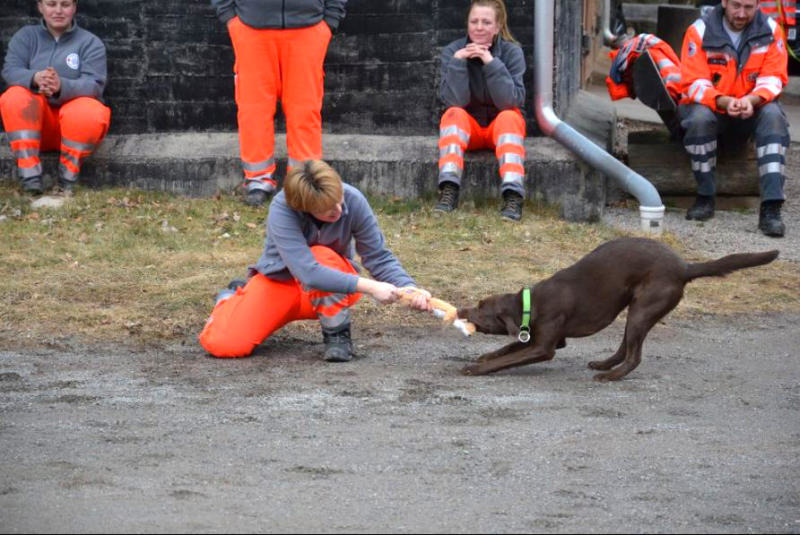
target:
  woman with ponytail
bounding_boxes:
[434,0,528,221]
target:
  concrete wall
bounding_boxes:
[1,0,582,136]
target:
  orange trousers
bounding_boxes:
[228,17,332,193]
[199,246,363,358]
[438,107,526,196]
[0,86,110,183]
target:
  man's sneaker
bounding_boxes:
[322,324,353,362]
[433,182,460,213]
[759,200,785,238]
[686,195,715,221]
[500,191,523,221]
[21,175,43,196]
[245,188,271,207]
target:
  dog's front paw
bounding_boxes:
[461,364,485,376]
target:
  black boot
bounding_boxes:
[433,182,459,213]
[759,200,785,238]
[21,175,43,196]
[686,195,715,221]
[500,190,523,221]
[57,178,76,197]
[245,189,271,207]
[322,324,353,362]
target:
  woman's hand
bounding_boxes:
[454,43,493,63]
[357,278,400,305]
[33,67,60,97]
[396,287,431,311]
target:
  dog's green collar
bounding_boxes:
[519,287,532,343]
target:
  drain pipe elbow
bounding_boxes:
[601,0,619,46]
[535,0,665,234]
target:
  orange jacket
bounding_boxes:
[680,6,788,113]
[760,1,796,27]
[605,33,682,101]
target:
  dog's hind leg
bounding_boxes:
[593,286,682,381]
[588,328,627,371]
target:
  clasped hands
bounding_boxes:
[717,94,762,119]
[33,67,61,97]
[454,42,493,64]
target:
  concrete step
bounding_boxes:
[1,133,607,222]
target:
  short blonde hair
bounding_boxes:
[283,160,344,213]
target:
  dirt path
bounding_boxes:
[1,311,798,533]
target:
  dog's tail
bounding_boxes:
[685,250,779,281]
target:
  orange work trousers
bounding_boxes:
[437,107,526,196]
[0,86,110,183]
[228,17,332,193]
[199,246,363,358]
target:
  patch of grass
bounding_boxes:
[1,181,799,349]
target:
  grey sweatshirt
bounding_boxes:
[2,20,107,107]
[210,0,347,31]
[254,183,415,294]
[439,37,526,127]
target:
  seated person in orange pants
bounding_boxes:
[1,0,110,196]
[199,160,431,362]
[434,0,527,221]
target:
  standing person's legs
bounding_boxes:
[679,103,721,220]
[0,86,51,194]
[228,18,281,204]
[57,97,111,191]
[490,109,526,221]
[280,21,332,172]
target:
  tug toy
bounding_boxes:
[396,287,476,337]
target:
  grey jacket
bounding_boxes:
[439,37,526,126]
[254,183,415,294]
[210,0,347,31]
[2,20,107,107]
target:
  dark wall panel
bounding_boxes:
[1,0,580,135]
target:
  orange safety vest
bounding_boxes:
[760,1,796,28]
[679,12,788,112]
[605,34,682,102]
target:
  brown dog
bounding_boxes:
[458,237,778,381]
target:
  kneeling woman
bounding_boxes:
[434,0,527,221]
[200,160,431,361]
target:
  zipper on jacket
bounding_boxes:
[282,0,286,29]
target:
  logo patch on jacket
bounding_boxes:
[66,53,79,70]
[688,42,697,57]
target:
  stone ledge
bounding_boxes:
[1,132,606,222]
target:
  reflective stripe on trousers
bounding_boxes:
[198,245,362,358]
[0,87,110,182]
[679,102,789,200]
[437,107,526,196]
[228,18,332,188]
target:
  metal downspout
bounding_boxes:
[601,0,619,45]
[534,0,665,233]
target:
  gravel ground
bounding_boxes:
[1,142,798,533]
